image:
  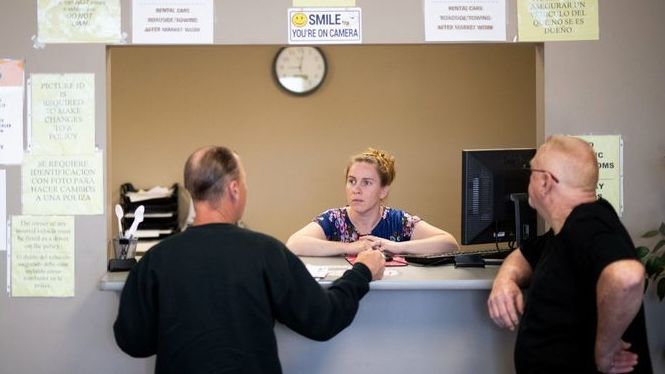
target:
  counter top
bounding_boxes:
[100,256,500,292]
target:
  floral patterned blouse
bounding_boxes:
[314,206,421,242]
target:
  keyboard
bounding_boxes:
[403,248,513,267]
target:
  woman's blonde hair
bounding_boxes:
[346,148,396,186]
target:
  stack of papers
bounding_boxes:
[125,186,175,202]
[305,264,329,279]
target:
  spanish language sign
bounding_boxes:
[11,215,75,297]
[0,59,25,165]
[424,0,506,41]
[288,8,362,44]
[22,152,103,215]
[37,0,122,43]
[576,134,622,215]
[30,74,95,155]
[518,0,598,41]
[132,0,213,44]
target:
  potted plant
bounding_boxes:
[636,222,665,300]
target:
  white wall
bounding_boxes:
[0,0,663,373]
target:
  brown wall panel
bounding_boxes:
[109,44,537,243]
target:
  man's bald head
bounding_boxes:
[533,135,598,193]
[184,146,240,204]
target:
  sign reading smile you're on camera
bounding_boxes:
[288,8,362,44]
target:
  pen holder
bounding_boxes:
[108,238,138,272]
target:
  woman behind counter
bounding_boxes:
[287,148,459,256]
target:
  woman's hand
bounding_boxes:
[346,237,379,255]
[359,235,400,253]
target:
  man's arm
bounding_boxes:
[594,259,644,373]
[271,248,384,341]
[487,249,533,331]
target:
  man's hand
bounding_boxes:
[596,340,638,373]
[487,279,524,331]
[355,249,385,280]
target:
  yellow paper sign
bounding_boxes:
[518,0,599,41]
[22,152,104,215]
[11,215,75,297]
[37,0,122,43]
[575,135,623,216]
[30,74,96,155]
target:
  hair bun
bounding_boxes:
[359,147,396,186]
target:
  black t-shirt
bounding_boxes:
[113,223,372,374]
[515,199,652,373]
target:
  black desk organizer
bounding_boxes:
[108,258,137,272]
[120,182,180,241]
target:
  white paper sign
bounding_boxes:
[132,0,214,44]
[0,59,25,165]
[424,0,506,41]
[0,170,6,251]
[288,8,362,44]
[22,152,104,215]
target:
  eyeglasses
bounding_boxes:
[523,165,560,184]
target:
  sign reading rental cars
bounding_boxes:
[288,8,362,44]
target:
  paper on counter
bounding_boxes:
[305,264,329,279]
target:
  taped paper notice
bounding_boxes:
[11,215,75,297]
[37,0,122,43]
[0,59,25,165]
[30,74,95,155]
[518,0,599,41]
[22,152,103,215]
[575,134,623,215]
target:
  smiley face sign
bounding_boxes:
[291,12,308,27]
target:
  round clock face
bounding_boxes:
[273,46,327,96]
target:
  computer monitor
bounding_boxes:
[461,148,537,249]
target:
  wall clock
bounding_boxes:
[273,46,327,96]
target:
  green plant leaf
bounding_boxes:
[636,246,650,259]
[657,278,665,301]
[642,230,659,238]
[654,239,665,254]
[653,256,665,274]
[659,222,665,237]
[645,258,660,278]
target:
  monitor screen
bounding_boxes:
[461,148,537,248]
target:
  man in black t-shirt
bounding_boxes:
[113,146,386,374]
[487,136,652,373]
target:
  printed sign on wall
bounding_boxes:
[132,0,214,44]
[575,134,623,216]
[37,0,122,43]
[0,59,25,165]
[424,0,506,41]
[22,152,103,215]
[30,74,95,155]
[288,8,362,44]
[518,0,599,41]
[11,215,75,297]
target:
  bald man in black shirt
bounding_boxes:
[487,136,651,373]
[114,146,385,374]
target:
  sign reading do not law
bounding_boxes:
[288,8,362,44]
